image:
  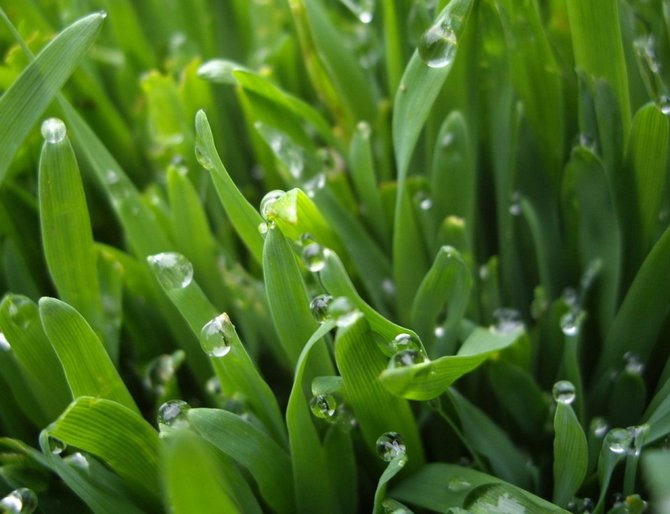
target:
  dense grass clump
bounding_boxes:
[1,0,670,512]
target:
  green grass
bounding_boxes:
[0,0,669,512]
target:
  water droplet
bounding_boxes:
[5,296,34,329]
[47,435,66,455]
[447,476,471,492]
[206,376,222,396]
[418,14,459,68]
[389,350,428,369]
[434,326,445,338]
[605,428,633,455]
[560,311,580,337]
[310,294,333,323]
[591,417,609,438]
[195,143,214,170]
[376,432,406,462]
[64,452,90,472]
[0,488,37,514]
[158,400,190,428]
[509,192,522,216]
[552,380,576,405]
[492,308,523,334]
[255,123,305,179]
[147,252,193,290]
[389,333,421,354]
[333,405,357,432]
[340,0,375,23]
[200,313,234,358]
[441,132,455,148]
[356,121,372,139]
[634,35,660,74]
[420,197,433,210]
[302,243,326,272]
[40,118,66,144]
[144,354,175,395]
[310,394,337,419]
[381,278,396,297]
[659,95,670,116]
[0,332,10,352]
[579,133,596,152]
[328,297,360,327]
[259,189,285,220]
[258,221,270,235]
[628,424,649,457]
[623,352,644,375]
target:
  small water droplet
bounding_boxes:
[200,313,234,358]
[376,432,406,462]
[634,35,660,74]
[628,424,649,457]
[147,252,193,290]
[623,352,644,375]
[659,95,670,116]
[560,311,580,336]
[195,143,214,170]
[418,14,459,68]
[0,332,10,352]
[356,121,372,139]
[5,296,34,329]
[259,190,285,220]
[552,380,576,405]
[40,118,66,144]
[591,417,609,438]
[328,297,360,327]
[0,488,37,514]
[310,394,337,419]
[579,133,596,152]
[441,132,455,148]
[47,435,66,455]
[447,476,471,492]
[492,308,523,334]
[158,400,190,428]
[388,333,421,354]
[302,243,326,272]
[144,354,175,396]
[64,452,90,472]
[206,376,222,396]
[509,192,522,216]
[340,0,375,23]
[434,325,445,338]
[381,278,396,298]
[310,294,333,323]
[258,221,270,235]
[605,428,633,455]
[389,349,428,369]
[420,197,433,210]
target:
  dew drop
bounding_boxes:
[206,376,222,396]
[356,121,372,139]
[40,118,67,144]
[579,133,596,152]
[628,424,649,457]
[64,452,90,472]
[492,308,523,334]
[158,400,190,428]
[5,296,34,329]
[659,95,670,116]
[418,14,459,68]
[623,352,644,375]
[434,326,445,338]
[552,380,576,405]
[0,488,37,514]
[310,294,333,323]
[200,313,234,358]
[605,428,633,455]
[0,332,10,352]
[388,333,421,354]
[259,189,285,220]
[334,405,357,432]
[376,432,406,462]
[258,221,270,235]
[47,435,66,455]
[509,192,522,216]
[560,311,580,337]
[310,394,337,419]
[147,252,193,290]
[302,243,326,272]
[441,132,454,148]
[389,350,428,369]
[328,297,360,327]
[144,354,176,395]
[194,143,214,170]
[590,417,609,438]
[447,476,471,492]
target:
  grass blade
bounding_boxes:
[0,11,104,185]
[553,401,588,506]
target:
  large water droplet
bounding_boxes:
[259,190,285,220]
[328,297,360,327]
[605,428,633,455]
[47,435,66,455]
[0,332,10,352]
[552,380,576,405]
[40,118,67,144]
[158,400,190,428]
[302,243,326,272]
[492,308,523,334]
[200,313,234,358]
[376,432,406,462]
[0,488,37,514]
[389,350,428,369]
[310,394,337,419]
[310,294,333,323]
[388,333,421,354]
[147,252,193,290]
[418,14,459,68]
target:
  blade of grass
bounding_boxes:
[553,401,588,506]
[373,455,408,514]
[0,11,104,185]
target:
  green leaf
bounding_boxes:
[194,109,264,264]
[0,11,105,185]
[188,408,295,514]
[553,402,588,506]
[380,327,523,400]
[373,455,408,514]
[334,316,424,471]
[642,450,670,510]
[47,397,160,509]
[161,431,245,514]
[38,118,106,356]
[38,297,138,414]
